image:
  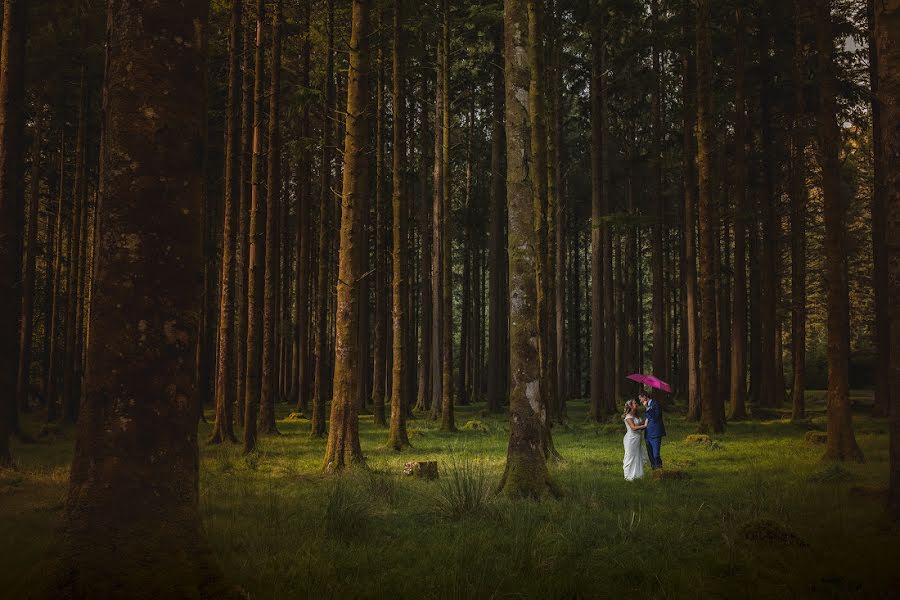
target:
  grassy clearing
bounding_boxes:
[2,391,898,598]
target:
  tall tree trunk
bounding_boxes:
[758,5,778,409]
[527,0,555,431]
[460,103,473,406]
[729,4,749,421]
[41,123,60,414]
[430,12,444,423]
[549,12,567,412]
[372,16,388,426]
[439,0,455,432]
[601,31,615,412]
[869,0,890,419]
[874,0,900,516]
[197,36,216,427]
[46,124,66,423]
[544,6,562,420]
[415,73,433,413]
[242,0,267,453]
[236,14,253,428]
[355,18,373,418]
[0,0,27,465]
[650,0,666,388]
[210,0,243,444]
[748,197,761,407]
[487,26,506,413]
[323,0,371,472]
[570,230,582,398]
[387,0,410,450]
[790,0,808,421]
[62,65,87,424]
[259,0,282,436]
[816,0,862,462]
[311,0,335,438]
[293,2,312,414]
[15,115,40,424]
[499,0,556,498]
[589,0,604,421]
[696,0,722,433]
[49,3,227,594]
[682,0,700,420]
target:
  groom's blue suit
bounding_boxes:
[644,399,666,469]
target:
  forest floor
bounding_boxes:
[2,391,898,599]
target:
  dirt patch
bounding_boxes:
[652,469,689,481]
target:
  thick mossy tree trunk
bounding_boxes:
[816,0,863,462]
[47,2,233,595]
[588,0,604,422]
[387,0,410,451]
[789,0,808,422]
[243,0,266,453]
[311,0,335,438]
[873,0,900,516]
[0,0,26,464]
[210,0,243,445]
[259,0,282,436]
[729,5,749,421]
[695,0,722,434]
[323,0,371,472]
[498,0,557,499]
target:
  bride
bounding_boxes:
[623,399,649,481]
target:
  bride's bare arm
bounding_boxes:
[625,417,643,431]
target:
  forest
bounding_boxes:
[0,0,898,597]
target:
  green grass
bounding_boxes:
[2,391,898,598]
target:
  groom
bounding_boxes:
[639,392,666,469]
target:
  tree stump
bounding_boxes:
[403,461,438,479]
[803,431,828,445]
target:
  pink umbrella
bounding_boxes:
[626,373,673,393]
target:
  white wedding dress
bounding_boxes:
[623,416,648,481]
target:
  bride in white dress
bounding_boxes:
[623,399,649,481]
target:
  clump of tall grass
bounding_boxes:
[323,477,370,540]
[436,455,491,519]
[809,463,854,483]
[363,469,401,506]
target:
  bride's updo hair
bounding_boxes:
[622,399,637,418]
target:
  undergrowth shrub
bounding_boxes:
[323,478,370,540]
[436,455,491,519]
[364,469,401,506]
